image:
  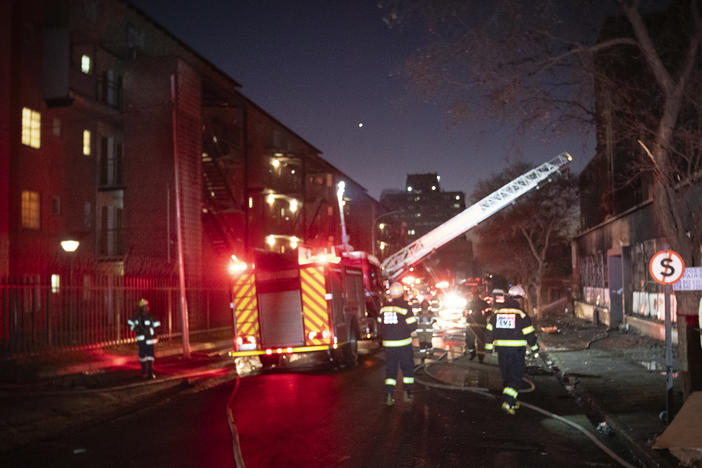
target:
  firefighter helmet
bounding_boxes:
[138,298,150,310]
[389,282,404,299]
[508,285,526,298]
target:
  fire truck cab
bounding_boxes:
[229,246,369,368]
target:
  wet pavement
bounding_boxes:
[0,315,689,467]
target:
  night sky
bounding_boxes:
[130,0,592,200]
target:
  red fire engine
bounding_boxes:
[229,246,379,368]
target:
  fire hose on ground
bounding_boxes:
[413,350,635,468]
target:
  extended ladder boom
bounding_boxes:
[380,152,573,279]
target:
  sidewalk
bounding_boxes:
[537,313,682,468]
[0,328,236,455]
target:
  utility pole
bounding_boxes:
[171,73,191,358]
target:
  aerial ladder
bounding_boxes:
[380,152,574,280]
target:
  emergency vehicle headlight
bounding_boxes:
[265,349,273,355]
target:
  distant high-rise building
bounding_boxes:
[378,173,473,279]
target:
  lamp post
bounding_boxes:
[60,239,79,345]
[336,181,350,250]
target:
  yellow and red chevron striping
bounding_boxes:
[232,272,260,341]
[300,266,330,345]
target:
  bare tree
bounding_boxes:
[381,0,702,395]
[471,164,578,316]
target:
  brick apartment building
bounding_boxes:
[0,0,378,351]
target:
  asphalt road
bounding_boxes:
[2,341,637,468]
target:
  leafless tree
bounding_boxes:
[471,163,579,315]
[381,0,702,395]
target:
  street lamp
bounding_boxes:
[60,239,80,253]
[336,181,350,250]
[372,210,402,257]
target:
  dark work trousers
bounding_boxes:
[384,345,414,395]
[497,347,526,406]
[137,341,155,376]
[467,325,486,359]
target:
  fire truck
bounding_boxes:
[229,152,573,368]
[229,246,379,368]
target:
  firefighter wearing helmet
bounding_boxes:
[380,282,417,406]
[485,284,538,415]
[127,298,161,379]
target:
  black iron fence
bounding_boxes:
[0,275,231,358]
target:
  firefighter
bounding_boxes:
[484,285,538,415]
[380,282,417,406]
[465,287,489,362]
[127,298,161,379]
[410,292,422,316]
[429,292,441,316]
[416,299,436,362]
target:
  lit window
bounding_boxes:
[407,186,413,192]
[266,235,276,247]
[81,54,91,74]
[21,190,40,229]
[266,194,276,205]
[408,229,416,235]
[289,199,298,213]
[21,107,41,148]
[455,195,460,200]
[378,223,385,230]
[83,130,91,155]
[271,158,280,168]
[248,197,253,209]
[431,186,436,191]
[51,274,61,293]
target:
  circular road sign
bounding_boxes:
[649,250,685,285]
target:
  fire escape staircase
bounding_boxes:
[201,127,243,256]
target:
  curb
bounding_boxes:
[543,349,676,468]
[32,339,233,379]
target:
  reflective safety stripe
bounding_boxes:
[153,321,161,327]
[146,356,154,361]
[522,325,535,335]
[385,378,397,386]
[127,320,134,325]
[486,323,494,331]
[139,357,148,362]
[493,339,527,347]
[144,320,151,325]
[383,337,412,347]
[531,345,539,351]
[496,308,525,318]
[406,316,418,324]
[136,335,145,341]
[403,377,414,384]
[485,343,494,350]
[503,386,518,398]
[380,305,408,315]
[146,338,158,345]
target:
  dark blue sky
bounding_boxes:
[131,0,591,200]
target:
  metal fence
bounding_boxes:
[0,275,231,358]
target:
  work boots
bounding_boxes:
[403,391,413,403]
[385,394,395,407]
[146,360,156,379]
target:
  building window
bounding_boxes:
[51,274,61,293]
[83,130,91,155]
[127,23,144,58]
[53,118,61,136]
[21,107,41,148]
[52,196,61,215]
[81,54,91,74]
[21,190,40,229]
[84,202,92,228]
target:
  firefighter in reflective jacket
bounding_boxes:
[380,282,417,406]
[416,300,436,362]
[429,293,441,316]
[485,285,538,415]
[128,298,161,379]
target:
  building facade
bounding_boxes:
[0,0,377,354]
[378,173,472,279]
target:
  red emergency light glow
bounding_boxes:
[435,281,450,289]
[401,275,416,285]
[228,255,248,275]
